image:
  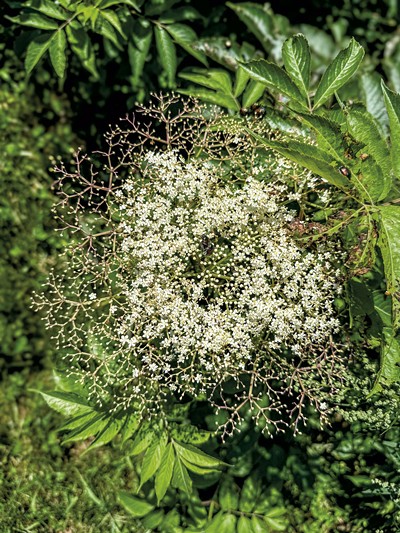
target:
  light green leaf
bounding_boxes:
[86,415,125,451]
[118,492,154,518]
[49,29,67,78]
[247,129,351,190]
[242,80,265,108]
[173,441,225,469]
[165,23,208,66]
[370,329,400,394]
[139,433,168,487]
[239,475,260,512]
[179,68,232,94]
[234,67,250,98]
[171,456,192,493]
[179,457,218,475]
[360,73,388,135]
[227,2,273,53]
[382,80,400,178]
[251,515,270,532]
[95,14,122,48]
[237,515,253,533]
[25,33,53,73]
[36,390,90,416]
[219,477,239,510]
[346,109,391,177]
[58,410,97,432]
[7,12,59,30]
[128,19,152,88]
[25,0,70,20]
[378,205,400,329]
[169,422,211,445]
[155,443,175,503]
[372,290,392,327]
[120,413,141,443]
[239,60,307,108]
[297,113,347,163]
[313,38,365,110]
[154,25,177,87]
[179,88,239,110]
[100,9,127,39]
[205,511,225,532]
[99,0,141,9]
[282,34,311,99]
[128,428,154,456]
[66,23,98,78]
[353,156,390,203]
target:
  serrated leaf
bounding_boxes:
[165,23,208,66]
[36,390,91,416]
[26,0,70,20]
[205,511,225,532]
[66,23,98,78]
[173,441,225,469]
[346,109,391,177]
[171,456,192,493]
[251,515,270,532]
[313,38,365,110]
[58,410,97,432]
[282,34,311,99]
[128,427,154,456]
[370,328,400,394]
[247,129,351,190]
[95,14,122,48]
[237,515,253,533]
[227,2,273,53]
[62,413,108,444]
[354,156,390,202]
[242,80,265,108]
[372,290,392,327]
[219,477,239,510]
[118,492,154,518]
[8,12,59,30]
[25,32,53,73]
[100,9,126,39]
[169,422,211,445]
[378,205,400,329]
[139,433,168,488]
[179,457,218,475]
[179,68,232,94]
[234,67,250,98]
[239,60,307,108]
[297,113,346,163]
[154,25,177,87]
[120,413,141,443]
[155,443,175,503]
[360,73,388,135]
[239,475,261,512]
[86,415,125,451]
[382,80,400,179]
[49,29,67,77]
[128,19,152,88]
[179,88,239,110]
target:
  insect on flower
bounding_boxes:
[339,166,351,177]
[201,234,215,256]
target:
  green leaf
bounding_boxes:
[155,443,175,503]
[7,13,59,30]
[227,2,273,53]
[297,113,347,163]
[66,23,98,78]
[353,156,390,203]
[282,34,311,99]
[169,422,211,445]
[165,23,208,66]
[99,9,127,39]
[239,60,307,108]
[313,38,364,110]
[95,14,122,48]
[360,73,388,135]
[139,433,168,488]
[382,81,400,179]
[370,329,400,394]
[128,427,154,456]
[242,80,265,108]
[372,290,392,327]
[247,130,350,190]
[128,19,152,88]
[179,457,219,475]
[36,390,91,416]
[239,475,260,512]
[234,67,250,98]
[25,32,53,73]
[251,515,270,532]
[62,413,109,444]
[219,477,239,510]
[237,515,253,533]
[205,511,225,532]
[154,25,177,87]
[120,413,141,443]
[179,88,239,111]
[100,0,141,9]
[378,205,400,329]
[118,492,155,518]
[58,410,97,432]
[26,0,70,20]
[171,456,192,493]
[173,441,225,469]
[179,68,232,94]
[346,109,391,177]
[49,29,67,78]
[86,415,125,451]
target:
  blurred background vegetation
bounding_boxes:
[1,0,400,530]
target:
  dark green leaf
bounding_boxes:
[234,67,250,98]
[100,9,127,39]
[154,25,177,87]
[242,80,265,108]
[227,2,273,53]
[165,23,208,66]
[173,441,225,469]
[8,12,59,30]
[128,19,152,88]
[179,88,239,110]
[36,390,90,416]
[139,433,168,487]
[95,14,122,48]
[120,413,141,443]
[282,34,311,99]
[66,23,98,78]
[370,329,400,394]
[179,68,232,94]
[25,32,53,73]
[25,0,69,20]
[313,38,364,110]
[62,413,108,444]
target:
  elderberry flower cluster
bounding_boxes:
[39,96,347,436]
